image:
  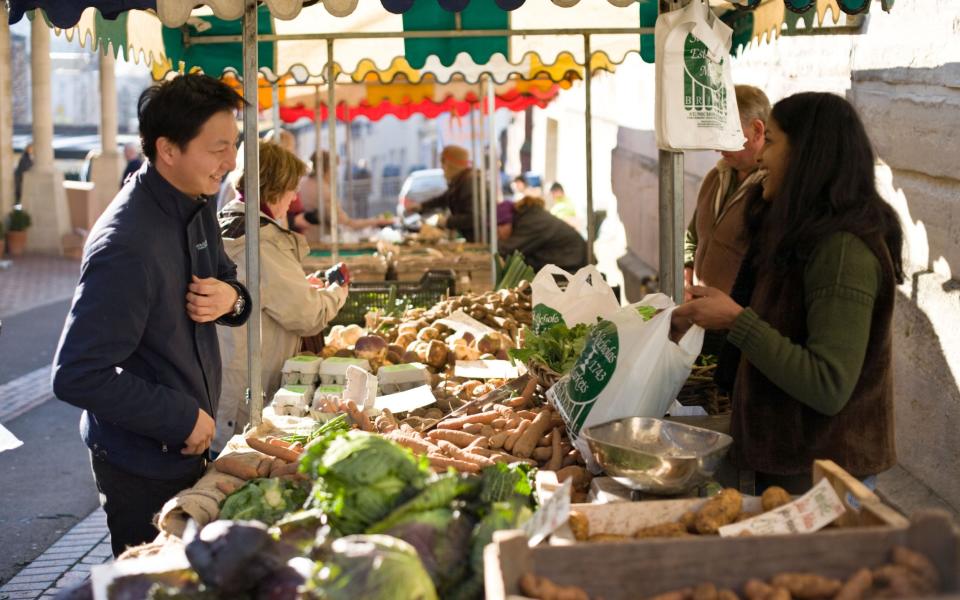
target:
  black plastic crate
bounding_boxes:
[328,269,457,328]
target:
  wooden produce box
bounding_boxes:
[550,460,907,544]
[485,511,959,600]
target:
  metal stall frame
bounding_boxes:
[213,24,660,418]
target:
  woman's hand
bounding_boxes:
[673,285,744,331]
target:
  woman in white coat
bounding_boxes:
[213,141,348,451]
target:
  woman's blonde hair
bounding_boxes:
[238,140,306,205]
[515,195,545,213]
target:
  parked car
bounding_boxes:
[397,168,447,217]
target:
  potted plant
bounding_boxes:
[6,207,32,256]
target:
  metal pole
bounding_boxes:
[476,83,487,245]
[486,76,499,286]
[326,39,339,262]
[242,0,263,426]
[314,84,325,239]
[271,83,281,135]
[344,117,353,216]
[469,105,479,241]
[658,150,684,304]
[191,26,652,45]
[583,34,596,265]
[658,0,685,305]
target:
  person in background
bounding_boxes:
[673,92,904,492]
[497,195,587,274]
[548,182,580,231]
[52,74,251,556]
[14,142,33,204]
[297,150,394,232]
[263,128,308,233]
[684,85,770,296]
[215,142,348,452]
[683,85,770,356]
[121,142,144,187]
[511,174,528,201]
[408,145,483,242]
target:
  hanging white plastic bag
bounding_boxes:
[547,293,704,467]
[530,265,620,334]
[655,0,744,151]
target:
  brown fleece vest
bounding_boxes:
[731,234,897,477]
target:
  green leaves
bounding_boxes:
[508,322,592,374]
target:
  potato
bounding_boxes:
[568,510,590,541]
[761,486,792,512]
[770,573,842,599]
[695,488,742,534]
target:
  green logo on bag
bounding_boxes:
[682,33,727,128]
[532,304,564,335]
[552,320,619,432]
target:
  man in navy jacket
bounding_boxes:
[53,74,252,557]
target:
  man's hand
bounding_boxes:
[673,285,744,331]
[186,275,238,323]
[683,267,695,302]
[182,409,215,455]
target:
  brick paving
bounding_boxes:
[0,367,53,424]
[0,508,110,600]
[0,255,79,319]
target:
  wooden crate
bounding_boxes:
[549,460,907,544]
[484,510,959,600]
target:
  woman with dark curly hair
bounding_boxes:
[674,92,905,491]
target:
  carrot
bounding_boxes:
[503,420,531,453]
[245,437,301,463]
[428,453,481,473]
[214,455,260,480]
[289,441,304,453]
[386,431,437,454]
[556,465,590,491]
[268,457,287,477]
[517,410,538,420]
[271,461,301,477]
[266,437,293,449]
[437,410,501,430]
[545,427,564,471]
[437,440,496,468]
[467,436,489,450]
[256,456,272,478]
[426,429,482,448]
[344,400,373,432]
[488,430,510,449]
[462,423,484,434]
[216,481,239,495]
[512,409,553,458]
[492,405,514,416]
[505,377,537,409]
[480,425,496,438]
[537,430,552,447]
[532,447,553,461]
[491,418,507,430]
[505,416,522,429]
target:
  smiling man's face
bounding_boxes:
[158,110,239,198]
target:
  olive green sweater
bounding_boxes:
[727,232,881,416]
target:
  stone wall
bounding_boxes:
[610,0,960,508]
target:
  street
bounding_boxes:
[0,261,101,590]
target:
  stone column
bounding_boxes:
[89,47,124,225]
[22,13,69,254]
[0,3,14,219]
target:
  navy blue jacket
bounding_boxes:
[53,164,251,480]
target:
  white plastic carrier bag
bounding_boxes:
[530,265,620,335]
[655,0,745,151]
[547,293,704,467]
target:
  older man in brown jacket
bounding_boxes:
[683,85,770,357]
[684,85,770,296]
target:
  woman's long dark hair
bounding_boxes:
[751,92,905,283]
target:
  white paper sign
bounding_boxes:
[454,360,521,380]
[436,309,496,339]
[718,478,846,537]
[0,423,23,453]
[523,478,573,547]
[374,385,437,414]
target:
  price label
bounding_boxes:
[719,478,846,537]
[523,479,573,546]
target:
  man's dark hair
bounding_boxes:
[750,92,904,284]
[138,74,247,163]
[550,182,564,193]
[513,174,527,185]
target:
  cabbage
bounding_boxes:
[219,478,309,525]
[309,534,438,600]
[382,509,474,596]
[307,431,429,534]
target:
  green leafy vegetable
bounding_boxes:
[508,322,592,374]
[635,304,657,321]
[478,463,536,506]
[306,431,429,535]
[284,413,351,447]
[367,472,480,534]
[219,478,309,525]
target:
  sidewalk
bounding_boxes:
[0,509,110,600]
[0,255,79,319]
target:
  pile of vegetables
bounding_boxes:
[219,478,309,525]
[496,251,536,291]
[508,322,592,375]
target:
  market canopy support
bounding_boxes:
[88,48,125,222]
